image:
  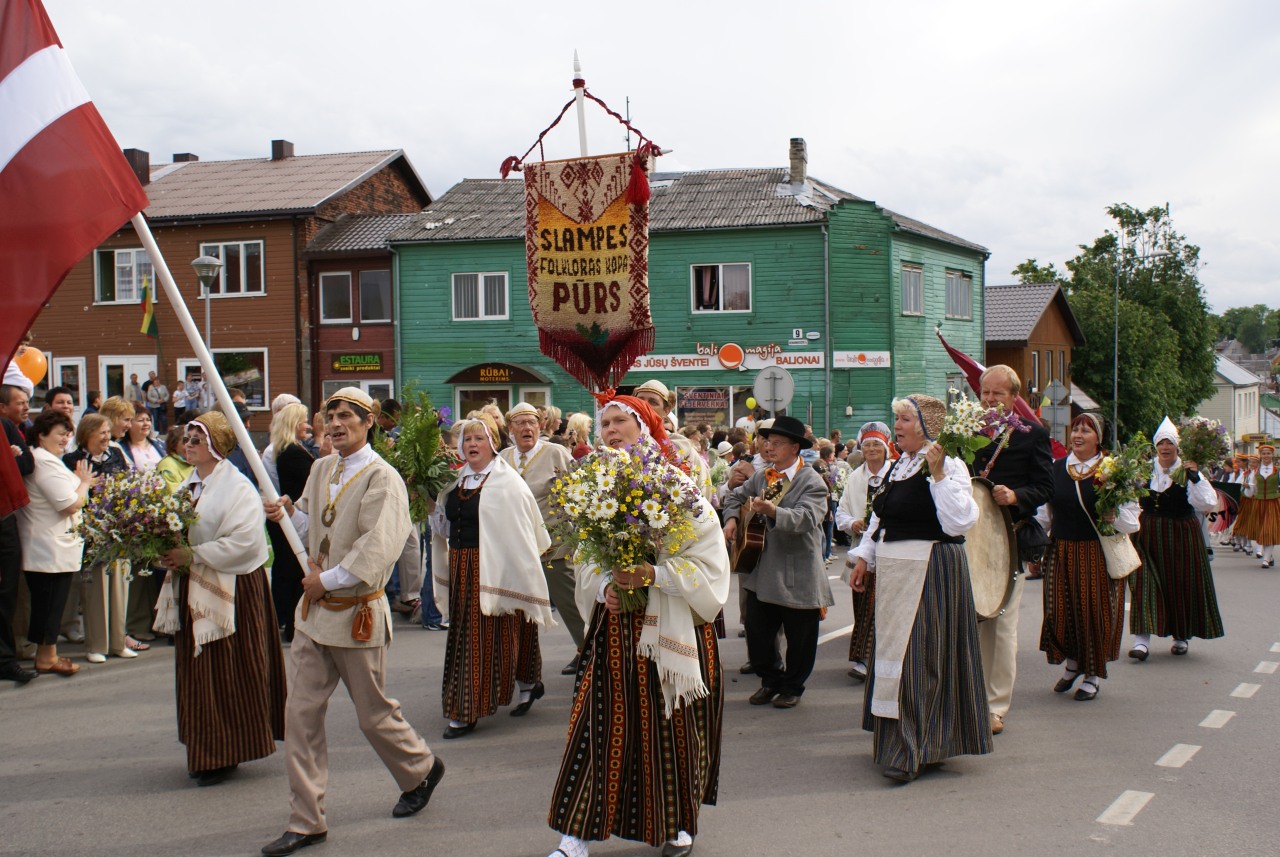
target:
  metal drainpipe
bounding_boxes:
[822,224,831,434]
[391,245,402,393]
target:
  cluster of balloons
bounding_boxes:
[12,346,47,385]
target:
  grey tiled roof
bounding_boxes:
[305,213,418,255]
[1216,353,1262,387]
[389,169,986,254]
[984,282,1085,345]
[142,150,427,220]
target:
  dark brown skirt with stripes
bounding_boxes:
[1131,515,1225,640]
[1039,538,1124,678]
[848,577,876,662]
[549,604,722,846]
[174,567,286,774]
[442,546,540,723]
[1240,497,1280,544]
[861,543,992,772]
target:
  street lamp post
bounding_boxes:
[191,255,223,348]
[1112,240,1169,446]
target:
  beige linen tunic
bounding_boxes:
[499,441,574,560]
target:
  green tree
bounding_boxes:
[1218,304,1271,352]
[1011,259,1064,285]
[1016,203,1217,441]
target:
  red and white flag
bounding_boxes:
[0,0,149,367]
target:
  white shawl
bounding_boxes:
[431,455,555,627]
[154,460,268,655]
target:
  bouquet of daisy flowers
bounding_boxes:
[827,464,849,503]
[1092,439,1153,535]
[549,436,704,613]
[936,392,1030,465]
[76,469,199,577]
[1172,417,1231,485]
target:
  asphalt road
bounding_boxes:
[2,546,1277,857]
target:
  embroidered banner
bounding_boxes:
[524,151,654,391]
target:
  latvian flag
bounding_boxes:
[0,0,149,365]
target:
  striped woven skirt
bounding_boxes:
[1039,538,1124,678]
[861,543,992,772]
[848,578,876,663]
[1233,496,1257,540]
[175,567,286,774]
[442,546,540,723]
[549,604,722,846]
[1240,497,1280,545]
[1131,514,1224,640]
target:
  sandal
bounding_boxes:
[124,636,151,652]
[36,657,80,677]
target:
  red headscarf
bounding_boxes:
[595,392,686,473]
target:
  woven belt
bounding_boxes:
[301,591,383,642]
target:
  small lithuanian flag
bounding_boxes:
[140,275,158,338]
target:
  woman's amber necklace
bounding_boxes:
[458,472,490,501]
[1067,456,1100,481]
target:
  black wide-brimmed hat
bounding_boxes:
[757,415,812,449]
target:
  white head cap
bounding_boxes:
[1153,416,1179,447]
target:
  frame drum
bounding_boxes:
[964,477,1019,621]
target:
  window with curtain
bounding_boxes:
[95,248,154,303]
[901,264,923,315]
[199,240,265,295]
[691,263,751,312]
[452,272,508,320]
[945,270,972,319]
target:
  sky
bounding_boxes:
[45,0,1280,313]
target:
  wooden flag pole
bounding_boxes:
[130,213,309,569]
[573,51,589,157]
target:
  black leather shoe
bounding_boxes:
[442,722,476,739]
[1074,682,1099,701]
[772,694,800,709]
[261,831,327,855]
[739,660,757,675]
[1053,671,1080,693]
[510,681,545,716]
[0,663,37,684]
[392,756,445,817]
[1128,646,1149,661]
[748,687,779,705]
[883,766,917,783]
[560,656,580,676]
[195,764,236,787]
[661,839,694,857]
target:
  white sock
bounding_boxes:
[1080,675,1100,692]
[552,834,589,857]
[1132,634,1150,650]
[1064,658,1079,674]
[668,831,693,847]
[517,680,535,702]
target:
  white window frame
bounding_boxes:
[93,247,157,305]
[518,386,551,410]
[900,263,924,316]
[358,269,393,324]
[322,378,394,403]
[98,354,157,401]
[451,272,509,321]
[690,262,752,314]
[454,387,513,417]
[319,272,353,324]
[945,270,973,320]
[49,356,87,419]
[198,240,266,297]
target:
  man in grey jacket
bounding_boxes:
[722,415,834,709]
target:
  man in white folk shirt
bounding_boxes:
[499,402,585,674]
[262,388,443,856]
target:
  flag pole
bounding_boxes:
[130,213,309,568]
[573,51,589,157]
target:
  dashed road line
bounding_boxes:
[1199,709,1235,728]
[1155,744,1201,768]
[1270,642,1280,653]
[1254,661,1278,674]
[1097,790,1154,825]
[1231,683,1261,699]
[817,624,853,646]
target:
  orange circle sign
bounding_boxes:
[718,342,744,369]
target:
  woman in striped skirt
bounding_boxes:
[848,396,990,783]
[1242,444,1279,568]
[1232,454,1258,554]
[835,421,896,682]
[547,396,729,857]
[1039,413,1140,702]
[1129,418,1224,660]
[156,411,286,787]
[430,419,555,740]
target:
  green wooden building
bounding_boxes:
[390,139,989,435]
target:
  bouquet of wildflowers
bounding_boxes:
[76,469,198,577]
[1092,439,1153,535]
[1173,417,1231,485]
[827,464,849,502]
[549,436,704,613]
[936,392,1030,465]
[708,456,730,491]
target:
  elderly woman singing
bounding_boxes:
[848,395,990,783]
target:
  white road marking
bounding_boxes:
[817,624,853,645]
[1097,790,1154,825]
[1155,744,1201,768]
[1199,709,1235,728]
[1231,683,1261,699]
[1254,661,1278,674]
[1270,642,1280,653]
[828,574,843,580]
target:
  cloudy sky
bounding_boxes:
[46,0,1279,312]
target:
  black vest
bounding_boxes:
[1049,459,1102,541]
[871,459,963,544]
[1140,477,1196,520]
[445,484,482,549]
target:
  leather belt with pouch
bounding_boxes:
[301,590,383,642]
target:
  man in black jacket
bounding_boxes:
[1,383,37,683]
[970,366,1054,735]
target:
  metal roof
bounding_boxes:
[984,282,1086,346]
[1216,353,1263,387]
[305,213,418,255]
[390,168,986,253]
[141,150,429,220]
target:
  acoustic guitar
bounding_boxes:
[731,511,768,574]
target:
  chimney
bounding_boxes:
[122,148,150,186]
[789,138,807,187]
[172,152,199,162]
[271,139,294,161]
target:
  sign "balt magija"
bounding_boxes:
[632,341,824,372]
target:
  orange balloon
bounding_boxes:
[15,346,47,386]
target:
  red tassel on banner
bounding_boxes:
[626,154,650,206]
[499,156,522,179]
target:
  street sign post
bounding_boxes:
[753,366,795,415]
